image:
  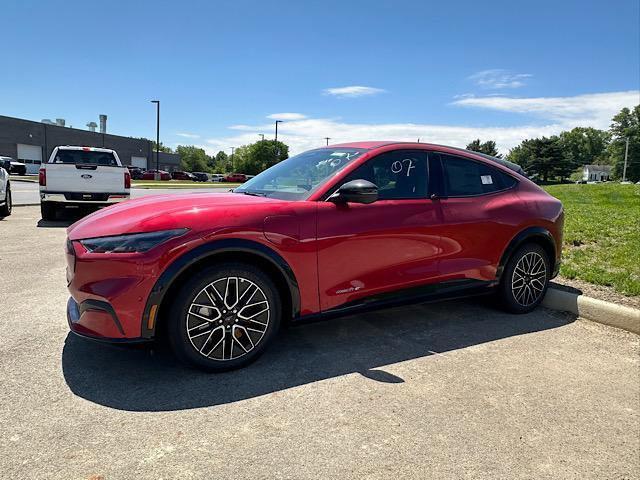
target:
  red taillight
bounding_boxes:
[124,170,131,189]
[39,168,46,186]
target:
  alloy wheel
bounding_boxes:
[511,252,547,307]
[186,276,271,361]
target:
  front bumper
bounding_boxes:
[41,192,129,204]
[67,297,149,344]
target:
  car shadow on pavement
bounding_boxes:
[61,299,576,412]
[36,208,88,228]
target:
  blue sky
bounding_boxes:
[1,0,639,154]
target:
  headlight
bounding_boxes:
[80,229,188,253]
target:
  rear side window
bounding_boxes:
[51,150,118,166]
[440,154,517,196]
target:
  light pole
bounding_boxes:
[274,120,283,142]
[324,137,331,146]
[230,147,235,172]
[150,100,160,179]
[623,137,630,182]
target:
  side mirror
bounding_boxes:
[2,160,10,172]
[329,179,378,204]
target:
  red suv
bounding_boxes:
[65,142,563,371]
[224,173,247,183]
[141,169,171,180]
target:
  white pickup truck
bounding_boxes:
[39,146,130,220]
[0,158,12,217]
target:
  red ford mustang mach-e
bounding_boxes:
[65,142,563,371]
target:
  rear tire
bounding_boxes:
[498,243,550,314]
[167,262,282,372]
[0,186,11,217]
[40,202,57,221]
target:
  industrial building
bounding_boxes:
[0,114,180,174]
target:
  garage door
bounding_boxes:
[17,144,43,175]
[131,156,147,169]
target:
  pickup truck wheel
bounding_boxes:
[40,202,57,221]
[0,186,11,217]
[167,263,281,372]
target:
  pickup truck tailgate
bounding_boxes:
[44,163,127,193]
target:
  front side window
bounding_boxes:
[234,148,365,200]
[440,154,517,196]
[343,150,428,200]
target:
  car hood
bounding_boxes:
[67,192,285,240]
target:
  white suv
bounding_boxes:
[0,158,12,217]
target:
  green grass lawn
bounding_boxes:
[543,183,640,296]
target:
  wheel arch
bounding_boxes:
[496,227,557,283]
[141,239,300,339]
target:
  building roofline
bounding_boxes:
[0,114,151,144]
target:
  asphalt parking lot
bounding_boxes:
[1,206,638,480]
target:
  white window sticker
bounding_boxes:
[481,175,493,185]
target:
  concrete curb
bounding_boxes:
[543,287,640,334]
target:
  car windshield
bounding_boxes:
[234,148,366,200]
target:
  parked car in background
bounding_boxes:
[224,173,247,183]
[210,174,225,182]
[0,158,12,217]
[172,171,196,181]
[63,141,563,372]
[127,166,146,180]
[0,156,27,176]
[192,172,210,182]
[39,146,130,220]
[141,169,171,181]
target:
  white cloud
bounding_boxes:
[266,112,307,120]
[201,90,638,157]
[323,86,386,98]
[176,132,200,139]
[469,69,532,89]
[452,90,640,129]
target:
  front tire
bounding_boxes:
[167,263,281,372]
[498,243,550,314]
[0,186,11,217]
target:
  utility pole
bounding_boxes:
[259,134,265,141]
[230,147,235,172]
[151,100,160,179]
[324,137,331,146]
[275,120,283,142]
[623,137,629,182]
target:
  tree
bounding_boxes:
[608,105,640,182]
[151,141,173,153]
[508,136,569,182]
[558,127,610,170]
[175,145,210,172]
[232,140,289,175]
[466,139,502,158]
[214,151,230,173]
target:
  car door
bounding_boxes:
[316,149,444,311]
[431,152,520,283]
